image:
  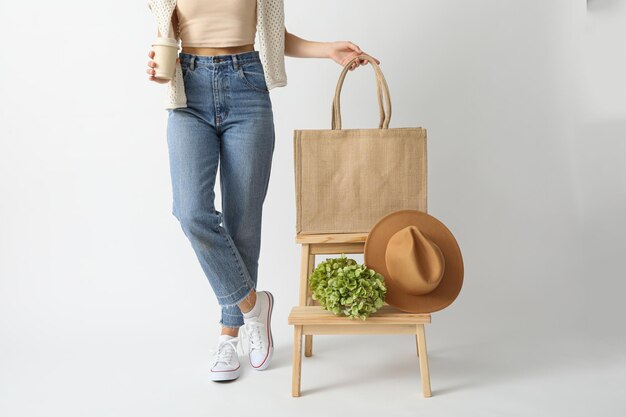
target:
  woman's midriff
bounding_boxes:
[181,44,255,56]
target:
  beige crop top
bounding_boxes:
[175,0,257,47]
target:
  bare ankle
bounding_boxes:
[221,325,239,337]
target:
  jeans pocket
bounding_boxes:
[237,61,269,93]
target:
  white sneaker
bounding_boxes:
[209,335,241,381]
[242,290,275,370]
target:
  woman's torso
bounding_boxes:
[176,0,257,56]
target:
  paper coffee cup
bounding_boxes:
[151,37,180,81]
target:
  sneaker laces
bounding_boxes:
[242,317,266,355]
[209,337,241,367]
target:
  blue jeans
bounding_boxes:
[166,50,275,328]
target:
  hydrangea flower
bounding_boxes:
[309,253,387,320]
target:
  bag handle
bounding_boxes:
[331,53,392,130]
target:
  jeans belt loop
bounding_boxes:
[190,55,196,71]
[232,54,239,72]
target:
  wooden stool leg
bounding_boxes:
[304,251,315,357]
[416,324,432,397]
[415,334,419,356]
[304,335,313,357]
[292,325,303,397]
[298,244,311,306]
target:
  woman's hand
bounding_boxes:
[325,41,380,70]
[147,49,179,84]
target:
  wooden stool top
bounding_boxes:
[295,232,369,244]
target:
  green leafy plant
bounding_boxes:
[309,253,387,320]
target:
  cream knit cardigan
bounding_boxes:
[147,0,288,109]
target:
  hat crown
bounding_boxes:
[384,225,445,295]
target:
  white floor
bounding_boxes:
[2,316,624,417]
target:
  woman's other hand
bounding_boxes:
[326,41,380,70]
[147,50,179,84]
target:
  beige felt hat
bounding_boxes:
[363,209,464,313]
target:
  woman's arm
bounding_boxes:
[284,27,380,70]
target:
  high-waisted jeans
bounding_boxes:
[166,50,275,328]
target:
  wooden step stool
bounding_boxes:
[287,232,432,397]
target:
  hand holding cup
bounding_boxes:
[147,37,180,83]
[147,50,179,84]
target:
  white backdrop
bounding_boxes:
[1,0,624,415]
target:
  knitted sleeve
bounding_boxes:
[147,0,176,38]
[257,0,287,89]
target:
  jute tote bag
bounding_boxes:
[294,53,427,235]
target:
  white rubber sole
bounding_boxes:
[210,365,241,381]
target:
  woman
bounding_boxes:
[146,0,380,381]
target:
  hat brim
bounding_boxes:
[364,210,464,313]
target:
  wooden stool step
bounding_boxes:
[288,305,432,397]
[288,304,430,329]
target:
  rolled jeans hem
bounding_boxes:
[220,311,246,328]
[217,283,255,308]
